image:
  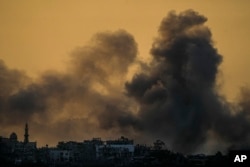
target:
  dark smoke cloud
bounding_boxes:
[0,60,30,124]
[1,10,250,153]
[0,30,138,143]
[126,10,250,153]
[0,60,28,99]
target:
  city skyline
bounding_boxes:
[1,123,136,147]
[1,1,250,154]
[3,124,226,167]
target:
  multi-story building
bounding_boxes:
[48,148,72,164]
[96,136,134,160]
[1,126,135,166]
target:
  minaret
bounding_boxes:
[24,123,29,144]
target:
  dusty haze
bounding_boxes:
[1,8,250,154]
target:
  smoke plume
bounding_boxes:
[0,30,138,144]
[126,10,250,153]
[1,10,250,153]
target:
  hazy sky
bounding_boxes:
[1,0,250,99]
[1,0,250,153]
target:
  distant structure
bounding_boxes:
[0,123,37,164]
[0,127,230,167]
[24,123,29,143]
[9,132,18,142]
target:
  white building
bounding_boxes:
[96,136,134,159]
[49,149,72,163]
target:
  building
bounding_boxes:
[48,148,72,165]
[0,123,37,164]
[96,136,134,160]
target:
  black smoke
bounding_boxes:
[0,30,138,142]
[1,10,250,153]
[126,10,250,153]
